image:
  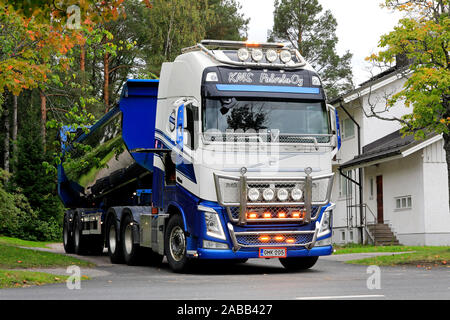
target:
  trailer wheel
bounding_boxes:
[279,256,319,271]
[73,214,87,255]
[165,214,190,272]
[121,215,141,266]
[63,213,75,254]
[106,217,124,263]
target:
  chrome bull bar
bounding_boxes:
[214,170,334,226]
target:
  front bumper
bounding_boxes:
[196,245,333,259]
[193,200,334,259]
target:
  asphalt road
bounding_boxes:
[1,248,449,300]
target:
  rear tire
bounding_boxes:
[165,214,190,272]
[121,215,141,266]
[279,256,318,271]
[63,213,75,254]
[73,214,87,255]
[106,216,124,264]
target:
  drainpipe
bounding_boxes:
[337,99,364,244]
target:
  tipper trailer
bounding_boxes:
[59,40,341,272]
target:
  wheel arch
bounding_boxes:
[166,202,188,232]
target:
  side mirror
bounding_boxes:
[176,104,185,149]
[327,104,341,152]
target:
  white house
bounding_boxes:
[329,64,450,246]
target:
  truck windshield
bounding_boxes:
[203,98,330,141]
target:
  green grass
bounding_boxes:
[336,245,450,267]
[0,269,70,289]
[0,243,94,269]
[333,244,415,255]
[0,236,56,249]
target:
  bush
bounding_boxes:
[0,169,62,242]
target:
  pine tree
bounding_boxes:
[205,0,249,41]
[269,0,354,99]
[13,98,63,225]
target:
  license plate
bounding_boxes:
[259,247,286,258]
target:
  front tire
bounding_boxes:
[165,214,190,272]
[279,256,319,271]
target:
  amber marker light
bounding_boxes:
[274,236,285,242]
[292,211,305,219]
[263,212,272,219]
[278,211,287,218]
[247,212,258,219]
[259,236,270,242]
[286,238,296,244]
[245,41,261,48]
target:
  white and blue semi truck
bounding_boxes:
[59,40,340,272]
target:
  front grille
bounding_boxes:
[235,232,315,247]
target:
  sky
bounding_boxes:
[239,0,404,86]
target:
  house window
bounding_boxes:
[341,117,355,140]
[395,196,412,210]
[341,231,346,241]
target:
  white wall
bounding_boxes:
[422,138,450,245]
[331,74,450,246]
[361,77,409,146]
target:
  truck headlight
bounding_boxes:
[315,238,332,247]
[277,188,289,201]
[318,204,334,237]
[248,188,260,201]
[203,240,228,249]
[237,48,250,61]
[291,187,303,201]
[204,211,226,240]
[319,211,331,234]
[263,188,275,201]
[280,50,292,63]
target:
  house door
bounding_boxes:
[376,175,384,223]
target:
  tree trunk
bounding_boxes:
[3,100,9,173]
[444,133,450,210]
[12,94,18,164]
[80,45,86,72]
[80,44,86,86]
[40,91,47,149]
[104,52,110,112]
[165,5,176,59]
